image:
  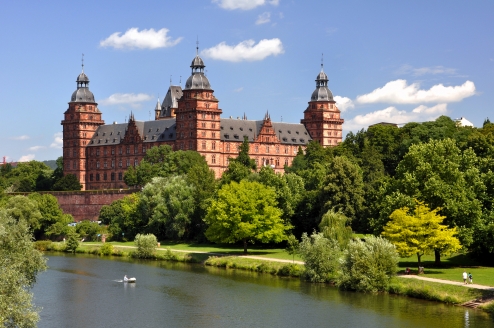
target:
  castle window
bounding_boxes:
[285,147,288,154]
[96,149,100,156]
[119,160,122,168]
[180,143,184,150]
[300,138,305,142]
[189,141,193,149]
[126,146,130,154]
[73,162,77,169]
[142,146,146,153]
[266,146,270,153]
[287,130,291,134]
[111,173,115,181]
[119,147,123,155]
[201,131,206,137]
[152,135,155,140]
[103,173,107,181]
[224,134,229,139]
[112,148,115,155]
[211,114,216,120]
[90,174,93,181]
[126,159,130,167]
[212,123,216,128]
[202,113,206,119]
[73,149,76,156]
[226,143,230,152]
[201,122,206,128]
[104,161,107,168]
[111,160,115,168]
[255,145,259,153]
[276,158,280,166]
[202,141,206,150]
[212,155,216,164]
[134,146,138,154]
[285,158,289,166]
[118,172,123,180]
[296,131,299,135]
[169,133,173,138]
[190,132,193,137]
[276,146,280,153]
[212,142,216,150]
[212,132,216,138]
[149,128,151,132]
[234,134,239,139]
[96,174,100,181]
[282,137,287,142]
[103,132,106,136]
[292,138,296,142]
[96,161,100,168]
[134,159,138,167]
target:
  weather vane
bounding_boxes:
[82,53,85,72]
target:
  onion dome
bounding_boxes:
[184,46,212,90]
[310,65,333,102]
[70,67,95,103]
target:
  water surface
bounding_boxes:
[32,254,494,327]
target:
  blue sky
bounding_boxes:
[1,0,493,162]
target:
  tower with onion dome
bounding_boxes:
[61,58,104,190]
[175,44,223,175]
[301,62,344,146]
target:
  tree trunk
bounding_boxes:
[243,239,247,254]
[434,249,441,266]
[417,253,422,272]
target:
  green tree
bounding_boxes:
[4,196,42,232]
[394,138,483,257]
[298,232,341,282]
[27,193,66,239]
[99,193,142,241]
[319,156,365,225]
[285,234,299,264]
[134,233,158,258]
[382,201,461,267]
[204,180,289,253]
[0,210,47,327]
[140,176,196,240]
[65,230,80,253]
[337,236,398,292]
[51,174,83,191]
[318,209,353,249]
[235,136,256,170]
[75,220,102,241]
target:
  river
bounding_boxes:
[32,254,493,328]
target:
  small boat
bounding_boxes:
[123,275,136,283]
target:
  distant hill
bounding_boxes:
[43,160,58,170]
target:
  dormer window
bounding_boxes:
[224,134,230,139]
[230,127,233,130]
[296,131,299,134]
[282,137,287,142]
[149,128,152,132]
[239,127,243,131]
[292,138,296,142]
[234,134,239,139]
[287,130,291,134]
[278,130,282,133]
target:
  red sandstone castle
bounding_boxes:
[62,51,344,190]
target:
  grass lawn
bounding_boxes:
[398,253,494,287]
[83,241,302,261]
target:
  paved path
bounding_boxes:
[399,274,494,290]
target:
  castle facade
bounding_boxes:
[61,52,344,190]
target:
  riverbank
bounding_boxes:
[34,240,494,312]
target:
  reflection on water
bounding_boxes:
[32,254,494,328]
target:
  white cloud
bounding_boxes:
[50,132,63,149]
[356,80,476,104]
[396,64,457,76]
[19,154,35,162]
[100,28,182,50]
[201,38,284,62]
[10,135,30,141]
[344,104,448,131]
[28,146,46,151]
[99,93,154,107]
[334,96,354,112]
[233,87,244,92]
[256,12,271,25]
[213,0,278,10]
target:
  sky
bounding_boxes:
[1,0,493,162]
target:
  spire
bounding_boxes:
[81,53,85,73]
[196,37,199,55]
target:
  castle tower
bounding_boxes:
[61,61,104,190]
[301,63,344,146]
[175,46,222,175]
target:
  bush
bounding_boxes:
[65,232,80,253]
[337,236,398,292]
[298,232,341,282]
[35,240,53,251]
[134,234,157,259]
[99,243,114,256]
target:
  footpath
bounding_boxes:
[398,274,494,290]
[110,244,305,265]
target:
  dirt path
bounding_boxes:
[399,274,494,290]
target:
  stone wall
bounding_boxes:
[13,190,135,222]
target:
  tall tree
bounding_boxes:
[204,180,289,253]
[0,210,47,327]
[382,201,461,267]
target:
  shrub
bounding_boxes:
[35,240,53,251]
[99,243,114,256]
[337,236,398,292]
[134,234,157,259]
[298,232,341,282]
[65,232,80,253]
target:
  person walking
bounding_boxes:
[468,272,473,284]
[462,271,468,284]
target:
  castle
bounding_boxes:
[61,50,344,190]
